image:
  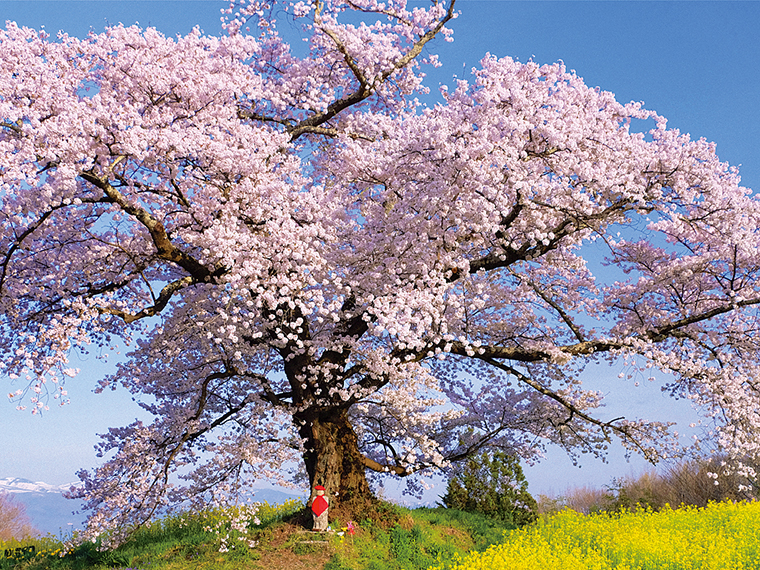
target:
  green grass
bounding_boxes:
[1,502,514,570]
[0,499,303,570]
[321,505,515,570]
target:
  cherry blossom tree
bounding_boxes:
[2,0,760,545]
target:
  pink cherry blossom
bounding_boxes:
[2,0,759,547]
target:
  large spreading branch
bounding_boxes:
[239,0,457,141]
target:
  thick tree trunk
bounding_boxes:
[296,408,376,521]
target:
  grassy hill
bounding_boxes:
[5,496,760,570]
[0,500,513,570]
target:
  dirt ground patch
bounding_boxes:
[251,523,334,570]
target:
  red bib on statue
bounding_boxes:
[311,495,328,516]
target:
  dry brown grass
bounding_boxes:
[537,485,609,515]
[538,456,759,516]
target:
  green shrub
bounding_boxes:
[412,507,513,550]
[441,451,538,526]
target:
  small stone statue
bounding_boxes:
[310,484,329,531]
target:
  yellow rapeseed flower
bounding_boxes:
[437,501,760,570]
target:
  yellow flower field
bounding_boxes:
[437,501,760,570]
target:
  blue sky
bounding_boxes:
[1,1,758,498]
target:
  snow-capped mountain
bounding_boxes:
[0,477,76,494]
[2,476,304,537]
[1,477,85,537]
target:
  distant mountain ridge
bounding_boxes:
[1,478,84,536]
[2,476,304,537]
[0,477,77,495]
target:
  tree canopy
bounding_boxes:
[1,0,759,546]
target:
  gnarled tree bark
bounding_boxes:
[296,408,376,519]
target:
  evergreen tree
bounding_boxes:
[442,452,538,526]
